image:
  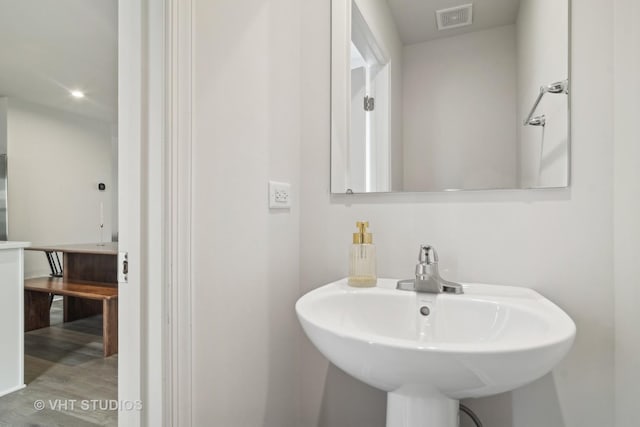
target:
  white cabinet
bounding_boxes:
[0,242,29,397]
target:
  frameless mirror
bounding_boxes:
[331,0,570,193]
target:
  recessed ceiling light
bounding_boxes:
[70,90,85,99]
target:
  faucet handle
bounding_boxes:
[418,245,438,265]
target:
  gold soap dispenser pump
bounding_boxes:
[348,221,377,287]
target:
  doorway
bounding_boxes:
[0,1,120,425]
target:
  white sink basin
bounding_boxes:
[296,278,576,427]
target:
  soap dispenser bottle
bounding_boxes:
[348,221,377,287]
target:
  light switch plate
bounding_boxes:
[269,181,292,209]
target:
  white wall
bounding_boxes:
[300,1,614,427]
[613,0,640,425]
[185,0,621,426]
[0,98,7,154]
[402,25,517,191]
[110,124,118,241]
[6,98,115,278]
[517,0,570,188]
[0,98,6,240]
[190,0,301,425]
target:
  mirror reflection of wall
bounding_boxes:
[331,0,569,193]
[0,0,118,278]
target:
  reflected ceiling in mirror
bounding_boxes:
[331,0,570,194]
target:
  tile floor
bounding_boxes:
[0,300,117,427]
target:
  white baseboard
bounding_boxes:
[0,383,26,398]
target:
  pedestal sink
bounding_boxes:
[296,278,576,427]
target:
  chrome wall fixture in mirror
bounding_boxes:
[331,0,570,193]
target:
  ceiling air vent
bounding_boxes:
[436,4,473,30]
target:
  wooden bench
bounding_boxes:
[24,277,118,357]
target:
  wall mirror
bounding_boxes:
[331,0,570,193]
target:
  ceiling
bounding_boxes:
[0,0,117,123]
[386,0,521,45]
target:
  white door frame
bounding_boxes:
[165,0,194,425]
[118,0,193,425]
[118,0,143,424]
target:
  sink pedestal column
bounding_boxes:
[386,393,459,427]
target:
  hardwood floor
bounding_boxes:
[0,300,117,426]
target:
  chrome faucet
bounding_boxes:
[397,245,464,294]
